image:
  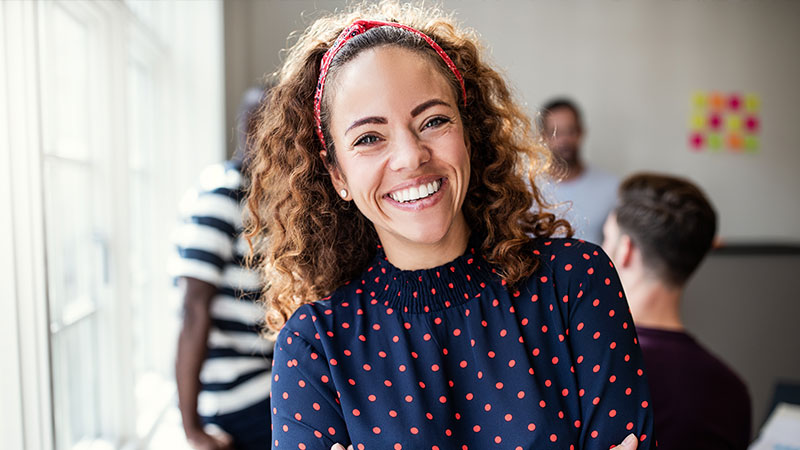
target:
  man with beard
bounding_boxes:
[540,98,618,244]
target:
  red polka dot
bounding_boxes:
[328,427,336,435]
[352,409,360,416]
[473,425,481,432]
[609,409,617,417]
[389,410,397,417]
[642,400,649,408]
[550,434,558,442]
[504,413,512,421]
[410,427,418,434]
[372,426,381,434]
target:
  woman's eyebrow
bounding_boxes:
[346,116,388,135]
[411,99,450,117]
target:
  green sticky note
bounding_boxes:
[745,136,759,152]
[745,94,760,113]
[726,115,742,131]
[708,133,722,151]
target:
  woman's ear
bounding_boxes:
[321,150,349,200]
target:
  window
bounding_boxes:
[2,1,226,448]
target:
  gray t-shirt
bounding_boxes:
[540,167,619,245]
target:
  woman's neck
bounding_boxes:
[380,215,470,271]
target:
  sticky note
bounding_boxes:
[689,132,705,150]
[745,136,759,152]
[726,115,742,131]
[708,133,722,151]
[745,94,760,113]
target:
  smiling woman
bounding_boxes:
[245,2,654,449]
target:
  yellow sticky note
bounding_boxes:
[691,92,707,110]
[690,113,705,130]
[726,115,742,131]
[745,94,760,113]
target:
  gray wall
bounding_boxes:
[223,0,800,436]
[683,252,800,435]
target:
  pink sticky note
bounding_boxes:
[728,94,742,111]
[745,115,760,133]
[689,132,705,150]
[708,113,722,130]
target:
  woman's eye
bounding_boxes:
[354,134,380,146]
[423,116,450,130]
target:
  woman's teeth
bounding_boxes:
[389,179,442,203]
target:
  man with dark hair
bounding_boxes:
[540,98,618,244]
[602,173,751,450]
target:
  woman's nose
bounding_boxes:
[388,129,430,172]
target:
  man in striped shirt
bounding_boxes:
[172,87,271,450]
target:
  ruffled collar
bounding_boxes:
[362,238,499,313]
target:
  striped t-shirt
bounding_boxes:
[171,161,272,418]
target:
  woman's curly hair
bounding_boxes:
[246,1,571,332]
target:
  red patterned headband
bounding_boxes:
[313,19,467,151]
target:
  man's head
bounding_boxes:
[602,173,717,288]
[541,98,584,167]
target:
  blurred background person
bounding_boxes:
[540,98,618,244]
[602,173,751,450]
[171,86,272,450]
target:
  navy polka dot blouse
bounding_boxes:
[271,238,656,449]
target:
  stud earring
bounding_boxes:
[339,189,348,199]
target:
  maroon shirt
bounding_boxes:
[637,327,751,450]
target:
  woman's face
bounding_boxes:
[325,46,470,268]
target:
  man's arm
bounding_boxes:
[175,277,232,450]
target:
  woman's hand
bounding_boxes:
[613,433,639,449]
[330,434,639,450]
